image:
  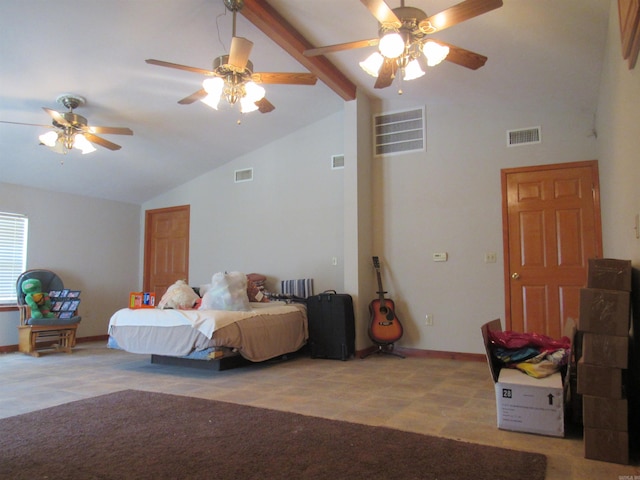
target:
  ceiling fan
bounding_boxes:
[0,94,133,154]
[146,0,318,114]
[304,0,503,90]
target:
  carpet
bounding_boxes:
[0,390,546,480]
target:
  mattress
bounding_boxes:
[108,302,308,362]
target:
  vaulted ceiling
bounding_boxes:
[0,1,611,204]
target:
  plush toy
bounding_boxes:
[157,279,200,310]
[21,278,55,319]
[200,271,250,311]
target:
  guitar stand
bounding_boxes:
[361,343,405,359]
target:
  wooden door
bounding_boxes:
[501,161,602,338]
[143,205,190,300]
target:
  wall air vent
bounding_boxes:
[234,168,253,183]
[507,127,541,147]
[331,154,345,169]
[374,107,425,156]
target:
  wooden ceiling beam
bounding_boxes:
[240,0,357,102]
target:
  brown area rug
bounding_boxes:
[0,390,546,480]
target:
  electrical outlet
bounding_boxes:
[425,314,434,326]
[332,257,338,266]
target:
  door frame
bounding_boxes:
[501,160,603,331]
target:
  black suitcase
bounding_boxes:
[306,290,355,360]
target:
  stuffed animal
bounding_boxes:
[21,278,55,319]
[157,279,200,310]
[200,271,250,311]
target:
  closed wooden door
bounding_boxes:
[143,205,190,300]
[501,161,602,338]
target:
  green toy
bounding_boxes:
[21,278,55,319]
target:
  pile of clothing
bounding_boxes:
[489,330,571,378]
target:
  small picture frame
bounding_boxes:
[67,300,80,311]
[58,311,74,319]
[67,290,81,298]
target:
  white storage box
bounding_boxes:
[481,319,571,437]
[495,367,564,437]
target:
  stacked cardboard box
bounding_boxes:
[577,258,632,465]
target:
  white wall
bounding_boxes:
[370,101,599,354]
[2,4,635,356]
[0,183,140,346]
[141,111,345,294]
[596,0,640,264]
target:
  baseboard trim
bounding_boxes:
[0,336,484,363]
[357,345,485,363]
[0,334,109,354]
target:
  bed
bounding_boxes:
[108,301,308,370]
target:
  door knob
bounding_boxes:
[511,272,520,279]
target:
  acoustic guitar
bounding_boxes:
[368,256,403,345]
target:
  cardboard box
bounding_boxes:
[495,368,565,437]
[581,332,628,368]
[582,395,628,431]
[584,427,629,465]
[577,358,625,398]
[481,319,565,437]
[579,288,630,337]
[129,292,156,309]
[588,258,632,291]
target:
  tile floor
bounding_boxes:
[1,342,638,479]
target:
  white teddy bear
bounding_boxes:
[157,280,200,309]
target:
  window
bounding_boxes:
[0,212,28,305]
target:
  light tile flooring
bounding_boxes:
[1,342,638,479]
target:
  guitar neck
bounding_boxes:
[375,269,386,302]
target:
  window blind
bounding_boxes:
[0,213,28,304]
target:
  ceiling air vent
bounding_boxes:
[507,127,541,147]
[331,154,344,169]
[374,107,425,156]
[234,168,253,183]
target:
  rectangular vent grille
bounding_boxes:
[234,168,253,183]
[507,127,541,147]
[331,154,344,169]
[374,107,425,156]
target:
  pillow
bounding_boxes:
[200,271,251,311]
[158,280,200,310]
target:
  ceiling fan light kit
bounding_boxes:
[0,93,133,159]
[199,54,266,113]
[145,0,317,117]
[306,0,503,92]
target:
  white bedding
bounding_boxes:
[108,302,308,361]
[109,302,302,339]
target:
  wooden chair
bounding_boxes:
[16,269,81,357]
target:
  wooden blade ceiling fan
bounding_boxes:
[304,0,503,90]
[146,0,317,114]
[0,94,133,154]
